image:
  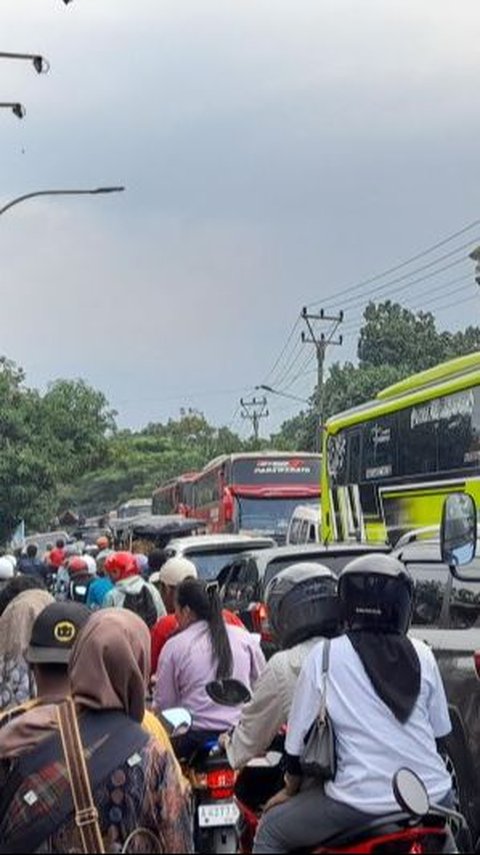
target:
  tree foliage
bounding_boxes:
[60,411,259,518]
[0,367,117,543]
[274,301,480,451]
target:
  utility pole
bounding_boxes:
[240,396,269,441]
[301,307,344,451]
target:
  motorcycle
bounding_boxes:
[205,680,472,855]
[160,706,239,855]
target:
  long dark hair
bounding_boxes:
[177,578,233,680]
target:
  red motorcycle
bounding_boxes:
[234,761,468,854]
[204,680,471,855]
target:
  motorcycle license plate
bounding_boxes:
[198,802,240,828]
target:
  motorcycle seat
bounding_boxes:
[323,812,446,848]
[188,741,229,771]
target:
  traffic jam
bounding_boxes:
[0,353,479,853]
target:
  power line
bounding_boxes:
[262,315,302,385]
[340,266,473,335]
[306,218,480,310]
[319,239,477,315]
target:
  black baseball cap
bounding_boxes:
[26,602,91,665]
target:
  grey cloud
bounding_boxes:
[0,0,479,435]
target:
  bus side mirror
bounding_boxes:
[441,493,479,580]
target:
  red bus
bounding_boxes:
[152,472,198,517]
[191,452,321,541]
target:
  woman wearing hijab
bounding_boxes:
[253,556,454,854]
[0,609,193,854]
[0,588,53,712]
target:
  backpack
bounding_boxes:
[123,583,157,629]
[69,578,91,605]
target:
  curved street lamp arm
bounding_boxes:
[0,187,125,217]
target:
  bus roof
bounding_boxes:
[326,351,480,434]
[377,352,480,400]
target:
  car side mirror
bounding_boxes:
[441,493,480,581]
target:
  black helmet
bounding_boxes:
[265,562,339,649]
[338,554,414,634]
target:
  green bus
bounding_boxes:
[321,352,480,545]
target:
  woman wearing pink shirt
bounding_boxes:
[154,578,265,756]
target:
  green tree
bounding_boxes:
[61,411,253,517]
[274,301,480,452]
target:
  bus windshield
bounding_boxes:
[236,496,317,537]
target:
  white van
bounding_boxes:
[287,505,321,545]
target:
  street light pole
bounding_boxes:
[0,102,26,119]
[0,52,50,74]
[0,186,125,217]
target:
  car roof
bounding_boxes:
[394,538,480,565]
[236,542,391,574]
[167,534,276,552]
[393,540,443,563]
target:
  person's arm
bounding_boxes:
[153,640,180,713]
[424,646,452,739]
[285,644,324,763]
[248,635,267,687]
[102,588,115,608]
[226,662,285,769]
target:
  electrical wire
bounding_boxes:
[340,269,473,335]
[262,315,302,385]
[325,244,475,316]
[306,218,480,310]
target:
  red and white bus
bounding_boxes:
[191,452,321,541]
[152,471,198,517]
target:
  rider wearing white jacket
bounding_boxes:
[253,555,453,854]
[224,563,339,770]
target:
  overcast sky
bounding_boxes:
[1,0,480,437]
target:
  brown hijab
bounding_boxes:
[0,608,151,758]
[69,608,151,723]
[0,589,54,658]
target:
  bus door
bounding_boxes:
[329,429,364,542]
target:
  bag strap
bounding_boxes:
[318,640,331,723]
[0,710,149,855]
[57,698,105,855]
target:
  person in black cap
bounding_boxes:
[26,601,91,702]
[0,602,91,729]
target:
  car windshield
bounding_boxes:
[237,497,317,536]
[185,549,249,580]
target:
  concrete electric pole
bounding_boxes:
[240,396,269,441]
[301,307,344,451]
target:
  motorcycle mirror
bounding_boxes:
[441,493,479,580]
[206,679,252,707]
[393,768,430,817]
[160,707,192,737]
